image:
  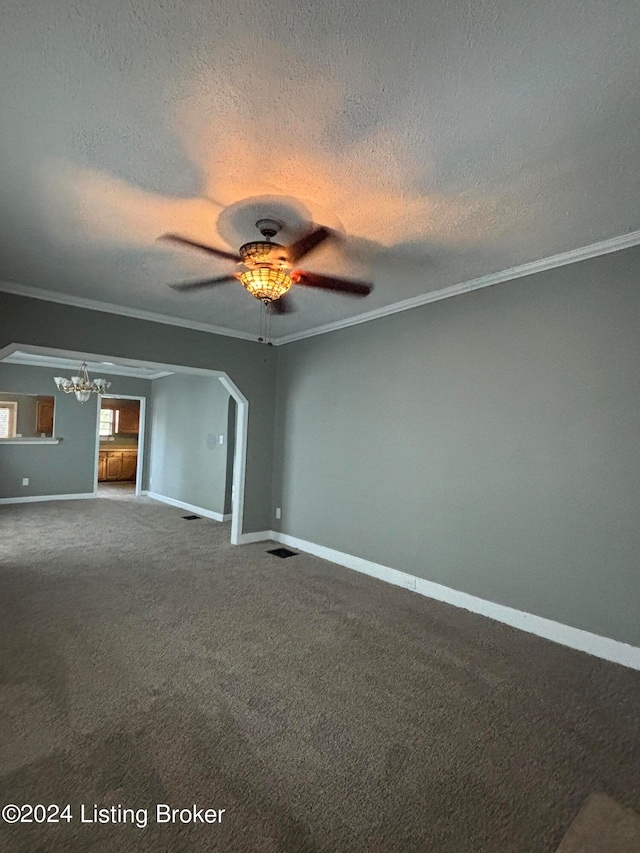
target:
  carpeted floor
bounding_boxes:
[97,482,137,499]
[0,497,639,852]
[556,793,640,852]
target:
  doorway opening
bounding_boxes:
[95,394,146,498]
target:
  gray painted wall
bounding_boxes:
[0,363,151,498]
[273,246,640,647]
[148,374,234,516]
[0,293,277,532]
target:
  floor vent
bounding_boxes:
[182,514,201,520]
[267,547,298,559]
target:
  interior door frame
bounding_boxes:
[94,393,147,496]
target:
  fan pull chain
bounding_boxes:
[257,300,273,345]
[265,303,272,345]
[258,301,265,343]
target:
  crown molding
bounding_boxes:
[2,229,639,347]
[274,229,640,346]
[0,281,258,342]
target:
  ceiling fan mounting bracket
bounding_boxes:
[255,218,283,240]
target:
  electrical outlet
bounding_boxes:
[275,507,281,519]
[219,434,224,445]
[22,477,29,486]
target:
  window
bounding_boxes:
[99,408,119,437]
[0,402,18,438]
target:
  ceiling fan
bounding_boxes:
[161,219,373,314]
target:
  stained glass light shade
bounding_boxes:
[239,241,287,267]
[239,267,292,303]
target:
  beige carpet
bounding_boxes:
[96,482,137,499]
[1,497,639,852]
[556,794,640,852]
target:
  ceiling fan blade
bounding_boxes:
[286,226,333,264]
[292,270,372,296]
[268,294,295,314]
[169,275,238,293]
[160,233,241,263]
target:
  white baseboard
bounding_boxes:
[0,492,95,505]
[237,530,273,545]
[270,531,640,671]
[142,491,231,522]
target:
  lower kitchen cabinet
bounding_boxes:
[98,450,138,482]
[121,451,137,481]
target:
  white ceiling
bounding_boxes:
[1,0,639,342]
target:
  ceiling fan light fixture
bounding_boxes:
[164,219,372,310]
[240,241,287,267]
[239,266,292,303]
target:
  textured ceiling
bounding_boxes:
[1,0,639,341]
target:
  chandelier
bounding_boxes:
[53,362,111,402]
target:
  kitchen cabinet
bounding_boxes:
[121,451,138,480]
[100,400,140,435]
[98,450,138,482]
[118,404,140,434]
[105,452,123,480]
[36,398,54,434]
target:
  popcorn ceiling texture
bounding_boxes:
[0,496,639,851]
[0,0,639,336]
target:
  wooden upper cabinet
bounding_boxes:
[36,398,55,435]
[118,403,140,434]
